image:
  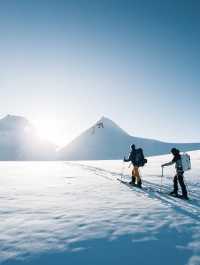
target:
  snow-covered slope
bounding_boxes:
[0,115,56,160]
[59,116,200,160]
[0,151,200,265]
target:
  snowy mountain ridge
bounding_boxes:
[0,114,200,161]
[0,114,56,160]
[0,114,31,131]
[59,116,200,160]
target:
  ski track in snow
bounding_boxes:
[0,152,200,265]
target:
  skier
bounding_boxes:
[124,144,146,188]
[161,148,188,200]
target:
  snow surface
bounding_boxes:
[0,151,200,265]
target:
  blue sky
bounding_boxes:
[0,0,199,145]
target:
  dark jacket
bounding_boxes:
[172,153,183,173]
[163,153,183,173]
[124,149,140,166]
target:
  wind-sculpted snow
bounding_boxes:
[0,151,200,265]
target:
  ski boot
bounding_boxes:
[179,194,189,200]
[136,179,142,189]
[169,191,178,197]
[129,176,136,185]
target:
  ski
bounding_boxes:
[117,178,190,201]
[169,193,189,201]
[117,178,166,194]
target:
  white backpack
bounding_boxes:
[181,153,191,171]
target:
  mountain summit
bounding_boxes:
[90,116,128,136]
[0,114,31,131]
[59,117,200,160]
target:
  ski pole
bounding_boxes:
[121,160,125,181]
[184,176,190,196]
[160,167,164,192]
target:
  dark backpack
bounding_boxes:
[135,148,147,167]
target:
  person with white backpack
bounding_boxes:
[161,148,189,200]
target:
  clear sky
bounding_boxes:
[0,0,199,146]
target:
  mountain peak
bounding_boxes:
[3,114,28,121]
[0,114,31,130]
[95,116,128,134]
[98,116,113,123]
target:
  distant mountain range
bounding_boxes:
[0,115,56,160]
[59,116,200,160]
[0,115,200,160]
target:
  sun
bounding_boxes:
[32,119,68,147]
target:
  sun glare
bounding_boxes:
[33,119,68,147]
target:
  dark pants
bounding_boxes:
[173,172,188,197]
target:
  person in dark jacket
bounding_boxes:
[124,144,142,188]
[162,148,188,199]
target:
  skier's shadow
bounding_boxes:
[118,176,200,223]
